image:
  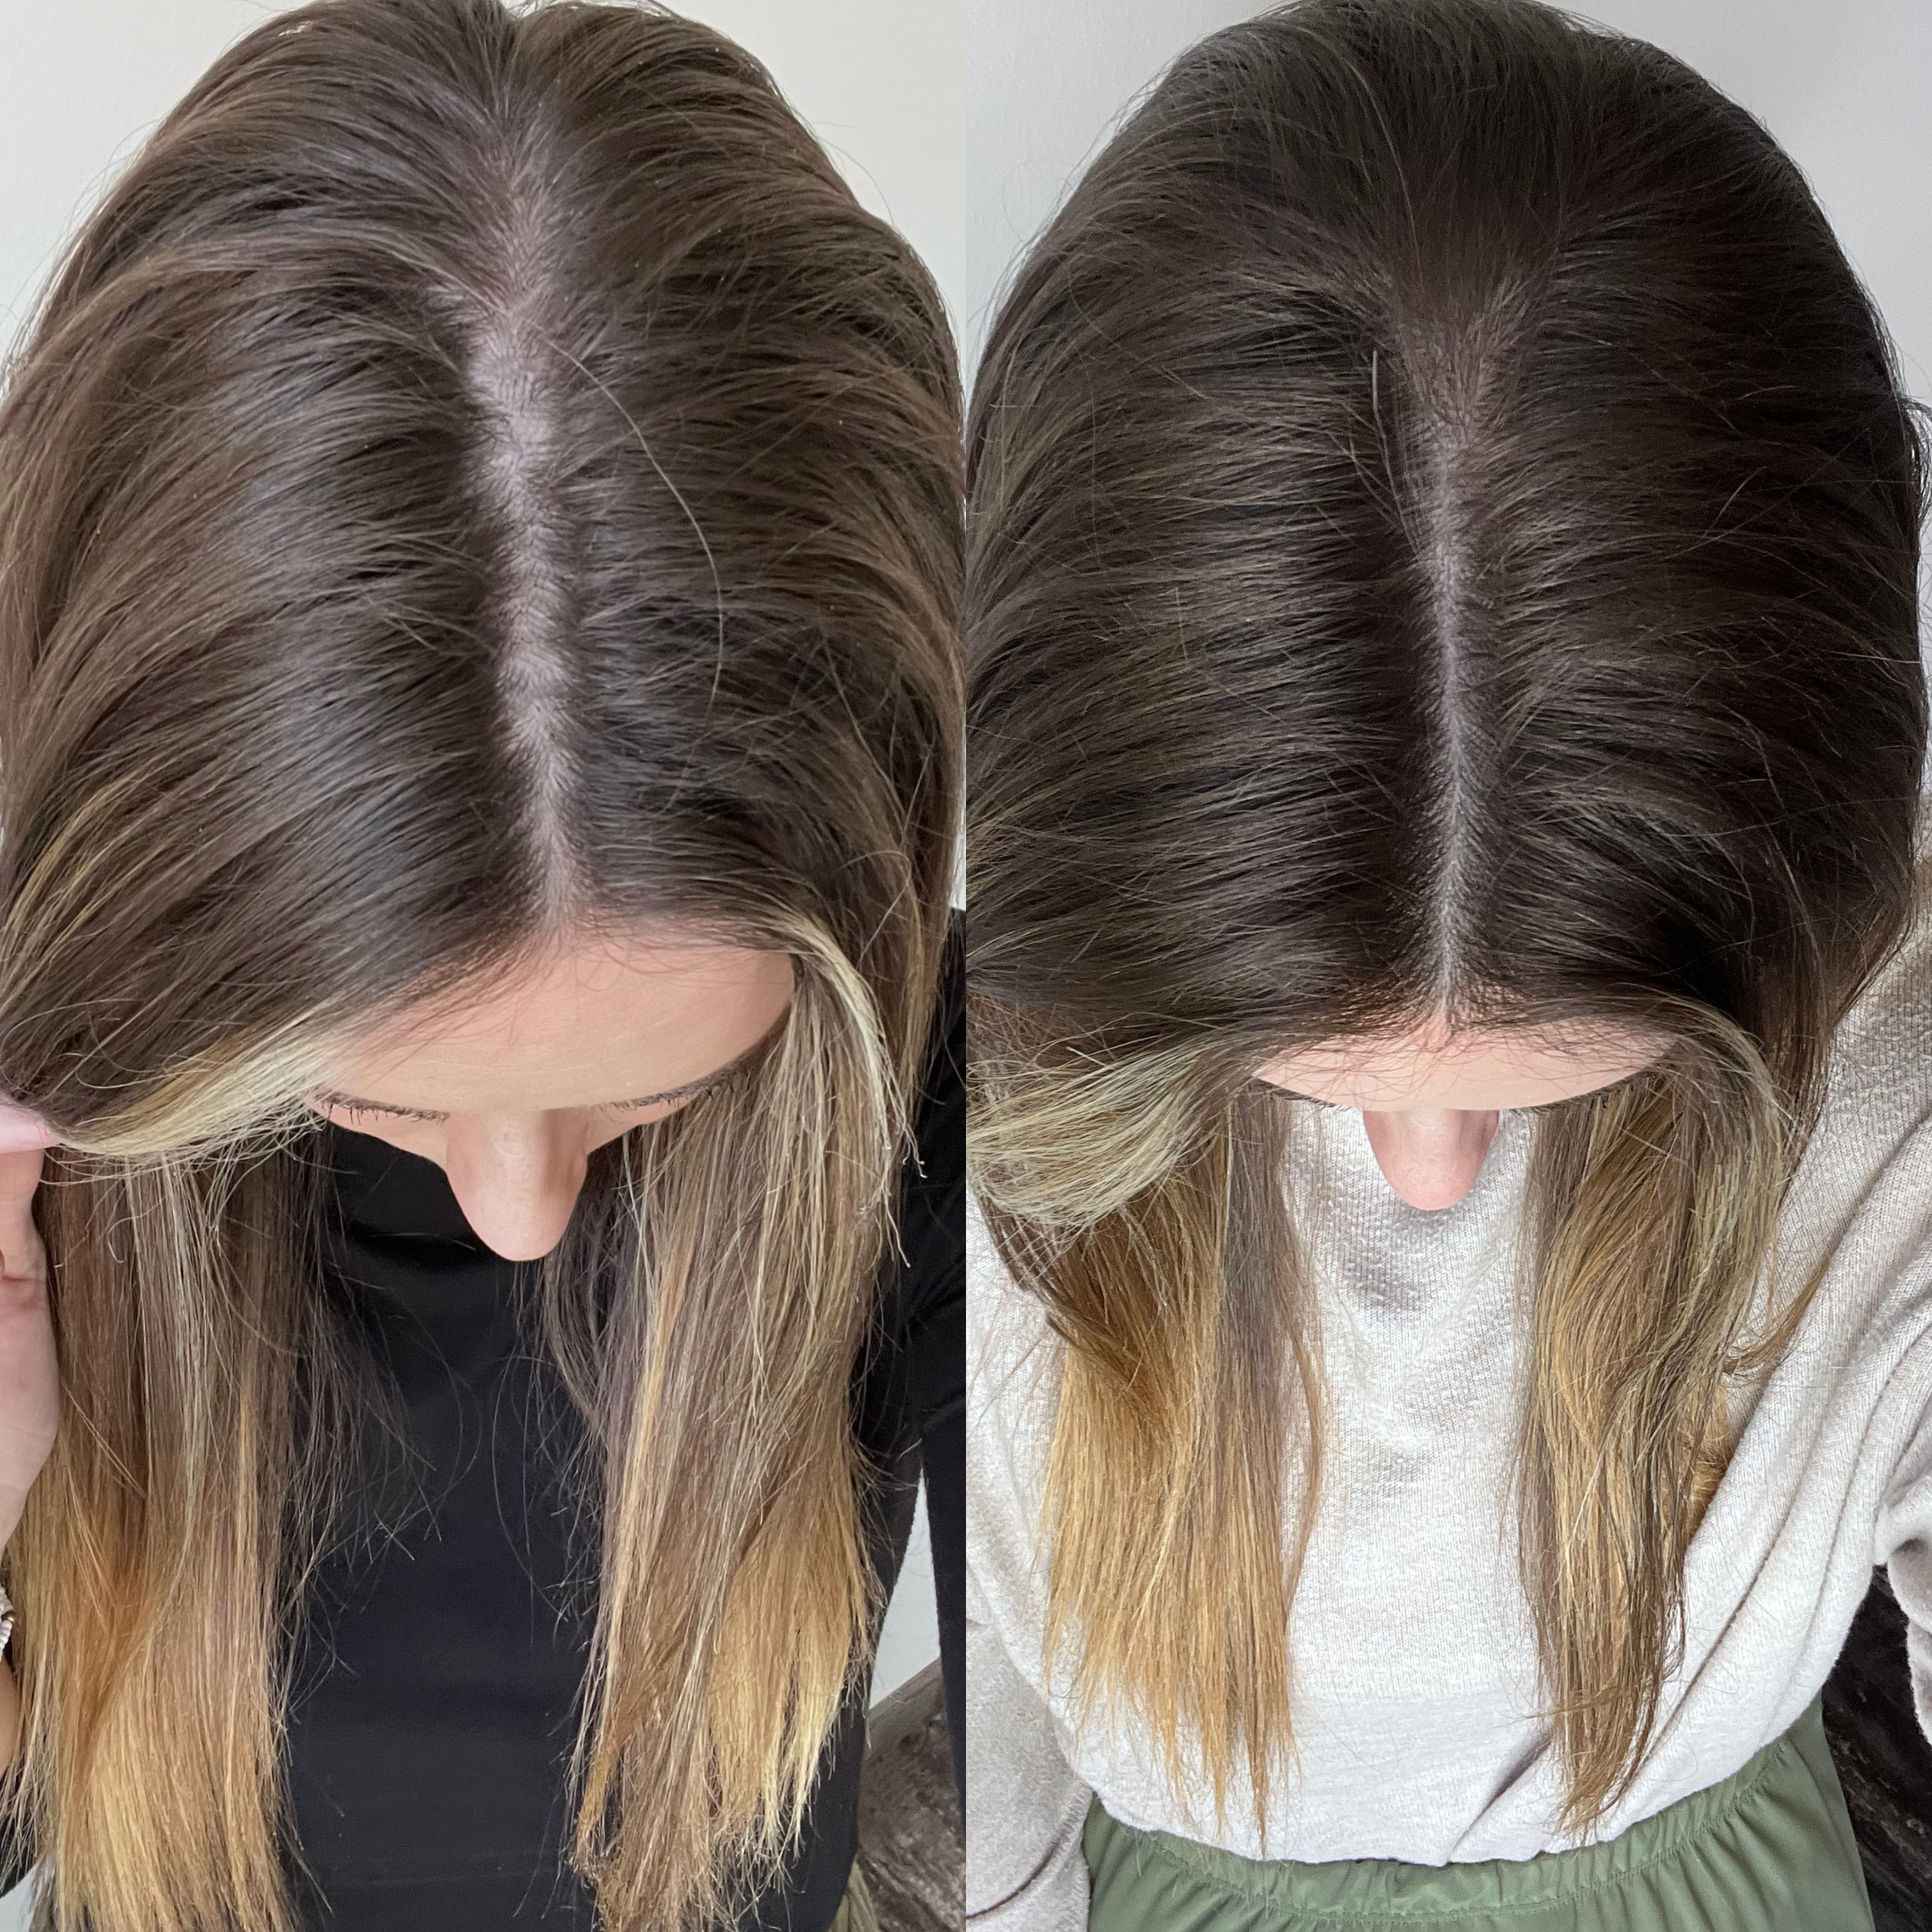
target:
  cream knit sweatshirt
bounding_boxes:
[967,894,1932,1926]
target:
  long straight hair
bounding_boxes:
[0,5,960,1928]
[968,0,1928,1849]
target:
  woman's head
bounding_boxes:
[0,0,958,1161]
[969,0,1924,1115]
[0,2,959,1927]
[968,0,1924,1848]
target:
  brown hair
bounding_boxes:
[0,2,959,1927]
[968,0,1927,1848]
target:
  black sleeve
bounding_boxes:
[924,1403,965,1814]
[0,1803,35,1893]
[900,914,964,1810]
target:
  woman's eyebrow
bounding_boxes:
[309,1063,734,1120]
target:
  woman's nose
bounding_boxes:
[453,1195,580,1262]
[442,1142,589,1261]
[1360,1109,1501,1211]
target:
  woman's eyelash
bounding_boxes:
[330,1097,677,1124]
[1290,1093,1567,1115]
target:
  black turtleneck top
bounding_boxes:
[0,918,963,1930]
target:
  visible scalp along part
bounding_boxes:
[1407,320,1502,1016]
[1420,401,1479,1008]
[463,156,586,924]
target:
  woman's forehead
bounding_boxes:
[315,934,794,1114]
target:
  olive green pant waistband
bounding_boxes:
[1083,1690,1872,1930]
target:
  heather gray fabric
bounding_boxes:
[967,876,1932,1929]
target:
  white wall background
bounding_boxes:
[1,0,1929,1921]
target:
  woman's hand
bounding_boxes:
[0,1103,61,1549]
